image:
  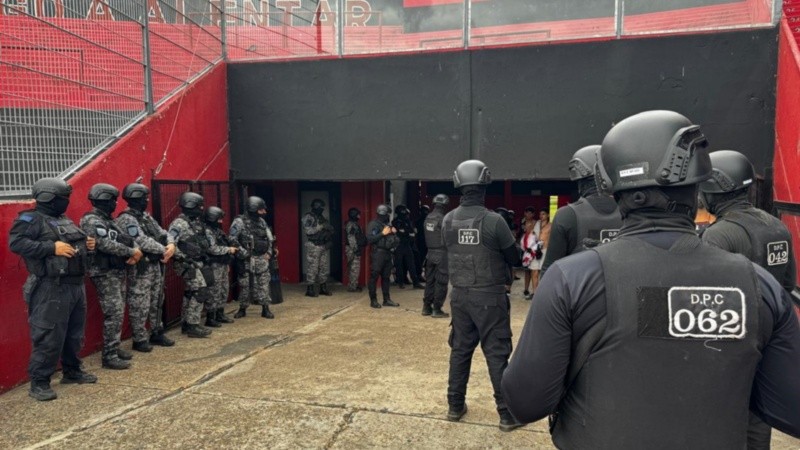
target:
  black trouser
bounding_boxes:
[368,248,393,301]
[414,246,425,280]
[27,279,86,382]
[423,249,448,309]
[394,244,419,286]
[747,412,771,450]
[447,286,512,414]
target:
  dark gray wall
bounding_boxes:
[228,27,778,181]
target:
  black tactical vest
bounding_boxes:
[208,226,232,264]
[720,208,793,284]
[369,219,399,251]
[83,211,134,271]
[33,211,88,278]
[569,196,622,253]
[176,215,210,262]
[553,234,764,450]
[250,217,271,256]
[443,208,508,288]
[423,209,445,250]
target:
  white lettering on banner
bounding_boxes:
[668,287,746,339]
[457,229,480,245]
[767,241,789,266]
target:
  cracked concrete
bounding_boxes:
[1,284,798,449]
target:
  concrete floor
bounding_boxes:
[1,283,798,449]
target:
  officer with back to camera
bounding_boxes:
[168,192,215,337]
[81,183,143,370]
[303,198,335,297]
[699,149,798,449]
[116,183,176,350]
[540,145,622,275]
[344,207,367,292]
[230,196,274,319]
[392,205,424,289]
[366,204,400,308]
[501,110,800,449]
[443,160,523,432]
[421,194,450,318]
[10,178,98,401]
[203,206,238,327]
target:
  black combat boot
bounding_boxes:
[305,284,318,297]
[132,340,153,353]
[412,283,425,289]
[421,304,433,316]
[185,324,211,338]
[234,305,247,318]
[205,314,222,328]
[216,308,234,324]
[102,357,130,370]
[383,298,399,307]
[431,307,449,318]
[29,381,57,401]
[149,330,175,347]
[347,286,363,292]
[261,304,275,319]
[499,410,524,432]
[370,298,382,309]
[319,283,333,296]
[447,403,468,422]
[116,348,134,360]
[61,370,98,384]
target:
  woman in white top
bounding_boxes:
[519,220,540,300]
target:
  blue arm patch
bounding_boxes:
[19,213,34,223]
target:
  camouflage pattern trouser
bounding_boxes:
[345,247,361,289]
[305,242,329,284]
[127,262,163,342]
[209,263,230,311]
[178,263,208,326]
[238,269,270,308]
[90,270,126,360]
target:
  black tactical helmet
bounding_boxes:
[453,159,491,188]
[699,150,755,194]
[122,183,149,200]
[376,204,391,215]
[421,205,431,214]
[311,198,325,209]
[597,110,711,194]
[432,194,449,206]
[246,196,266,213]
[395,204,408,215]
[568,145,601,181]
[32,178,72,202]
[204,206,225,223]
[88,183,119,201]
[179,191,204,210]
[348,207,360,220]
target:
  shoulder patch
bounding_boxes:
[95,226,108,237]
[19,213,35,223]
[127,225,139,237]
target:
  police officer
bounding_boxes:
[344,207,367,292]
[502,111,800,448]
[540,145,622,275]
[421,194,450,318]
[392,205,424,289]
[415,204,431,282]
[81,184,143,370]
[230,196,274,319]
[443,160,522,432]
[10,178,98,401]
[699,149,797,449]
[203,206,238,326]
[117,183,176,351]
[303,199,334,297]
[168,192,214,337]
[366,204,400,308]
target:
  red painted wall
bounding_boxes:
[340,181,386,287]
[272,181,301,283]
[0,63,229,392]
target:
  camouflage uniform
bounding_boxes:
[230,214,271,309]
[168,214,213,326]
[302,211,332,285]
[116,208,172,343]
[205,225,234,312]
[345,220,366,289]
[81,208,137,362]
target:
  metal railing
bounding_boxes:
[0,0,779,198]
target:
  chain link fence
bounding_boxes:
[0,0,778,198]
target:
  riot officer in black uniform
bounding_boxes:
[392,204,424,289]
[366,204,400,308]
[10,178,98,401]
[502,111,800,448]
[443,160,522,432]
[540,145,622,275]
[699,149,797,449]
[415,204,431,282]
[421,194,450,318]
